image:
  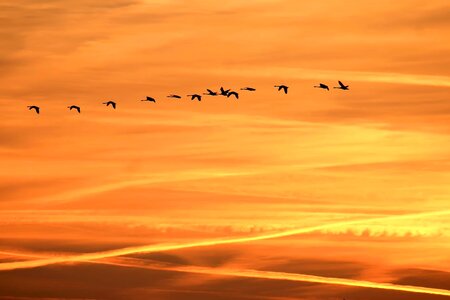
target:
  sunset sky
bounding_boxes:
[1,0,450,299]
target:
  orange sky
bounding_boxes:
[1,0,450,299]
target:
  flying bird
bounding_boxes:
[103,101,116,109]
[27,105,40,114]
[274,85,288,94]
[68,105,81,113]
[240,87,256,91]
[227,91,239,99]
[334,81,349,90]
[167,94,181,99]
[141,96,156,102]
[314,83,329,91]
[220,87,230,96]
[188,94,202,101]
[203,89,218,96]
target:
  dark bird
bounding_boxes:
[220,87,230,96]
[314,83,329,91]
[203,89,218,96]
[188,94,202,101]
[167,94,182,99]
[227,91,239,99]
[240,87,256,91]
[274,85,288,94]
[334,81,349,90]
[27,105,40,114]
[68,105,81,113]
[103,101,116,109]
[141,96,156,102]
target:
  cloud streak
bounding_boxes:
[100,258,450,297]
[196,67,450,87]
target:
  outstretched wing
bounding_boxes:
[283,86,288,94]
[112,102,116,109]
[338,81,345,88]
[227,92,239,99]
[207,89,214,94]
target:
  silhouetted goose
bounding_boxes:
[314,83,329,91]
[27,105,40,114]
[167,94,181,99]
[203,89,218,96]
[188,94,202,101]
[141,96,156,102]
[220,87,230,96]
[274,85,288,94]
[240,87,256,91]
[68,105,81,113]
[227,91,239,99]
[334,81,349,90]
[103,101,116,109]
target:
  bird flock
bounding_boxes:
[26,81,349,114]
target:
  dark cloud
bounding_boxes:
[261,258,366,279]
[393,268,450,290]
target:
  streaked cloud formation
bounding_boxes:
[0,0,449,299]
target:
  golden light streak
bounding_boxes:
[1,209,448,271]
[100,259,450,297]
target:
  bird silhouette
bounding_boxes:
[68,105,81,113]
[274,85,288,94]
[103,101,116,109]
[141,96,156,102]
[27,105,40,114]
[188,94,202,101]
[240,87,256,91]
[314,83,329,91]
[167,94,181,99]
[334,81,349,90]
[227,91,239,99]
[203,89,218,96]
[220,87,230,96]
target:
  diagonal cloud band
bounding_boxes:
[1,209,449,271]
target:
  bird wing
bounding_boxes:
[112,102,116,109]
[35,107,40,114]
[228,92,238,98]
[283,86,288,93]
[339,81,345,88]
[76,107,80,113]
[207,89,214,94]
